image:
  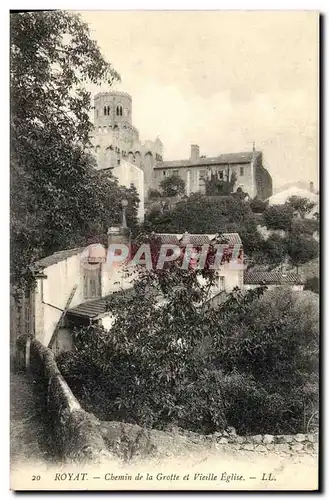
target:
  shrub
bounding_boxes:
[147,188,161,200]
[58,272,319,436]
[263,204,294,231]
[304,276,319,294]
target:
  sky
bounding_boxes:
[79,10,319,191]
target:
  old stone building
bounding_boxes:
[90,90,273,204]
[153,144,273,200]
[90,91,163,192]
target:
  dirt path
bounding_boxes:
[10,372,55,467]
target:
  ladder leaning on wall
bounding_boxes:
[48,284,78,350]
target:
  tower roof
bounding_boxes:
[94,91,132,100]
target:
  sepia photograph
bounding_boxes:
[9,9,319,491]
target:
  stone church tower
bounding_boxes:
[90,90,163,194]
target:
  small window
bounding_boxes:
[107,106,110,115]
[104,106,107,116]
[240,166,244,176]
[116,106,119,116]
[117,158,121,166]
[219,171,224,180]
[163,171,166,176]
[120,106,123,116]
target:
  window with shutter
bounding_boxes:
[83,267,101,299]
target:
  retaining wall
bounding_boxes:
[165,427,318,456]
[16,336,112,463]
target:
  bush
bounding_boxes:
[159,175,185,197]
[214,288,319,434]
[147,188,161,200]
[58,272,319,436]
[263,204,294,231]
[250,197,267,213]
[304,276,319,294]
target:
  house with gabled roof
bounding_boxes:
[12,221,245,357]
[244,270,304,292]
[153,232,244,296]
[11,213,135,355]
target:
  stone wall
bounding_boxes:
[99,423,318,462]
[172,427,318,456]
[16,336,112,464]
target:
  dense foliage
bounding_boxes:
[250,197,267,213]
[159,174,186,197]
[58,263,318,436]
[147,188,162,200]
[262,204,295,231]
[144,193,264,259]
[205,170,237,196]
[144,192,319,270]
[304,277,319,294]
[287,196,316,219]
[10,11,139,292]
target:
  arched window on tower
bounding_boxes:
[104,106,107,116]
[116,106,119,116]
[120,106,123,116]
[107,106,110,115]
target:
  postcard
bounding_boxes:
[10,9,319,491]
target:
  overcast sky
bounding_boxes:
[79,10,318,190]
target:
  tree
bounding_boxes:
[261,233,287,268]
[205,169,237,196]
[304,277,319,294]
[285,231,319,270]
[58,260,228,433]
[262,204,294,231]
[147,188,161,200]
[250,196,267,213]
[213,288,319,434]
[286,196,316,219]
[143,193,263,259]
[58,265,318,435]
[10,11,138,291]
[159,174,186,197]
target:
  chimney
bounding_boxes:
[310,181,314,193]
[190,144,200,162]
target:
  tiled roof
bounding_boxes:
[154,233,242,246]
[154,151,260,169]
[34,248,83,270]
[67,288,135,319]
[244,271,304,285]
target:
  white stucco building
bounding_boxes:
[265,186,319,219]
[31,245,134,351]
[153,232,244,296]
[112,159,145,222]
